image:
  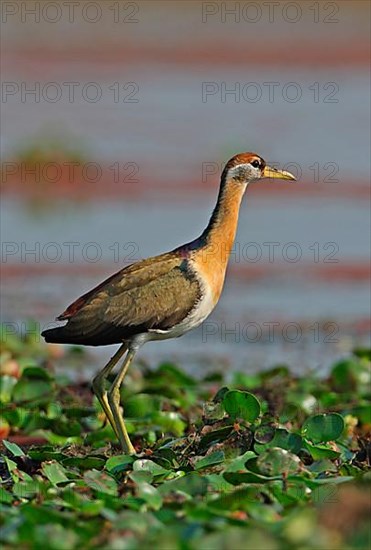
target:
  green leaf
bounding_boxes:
[352,347,371,360]
[130,470,154,484]
[21,366,51,380]
[353,405,371,424]
[330,358,370,391]
[232,372,262,389]
[199,426,233,451]
[0,487,13,504]
[222,390,261,422]
[303,440,340,460]
[28,449,67,461]
[105,454,135,474]
[84,469,118,496]
[158,471,208,497]
[125,393,161,418]
[257,447,301,476]
[137,482,163,510]
[254,425,275,445]
[151,411,186,436]
[224,451,257,473]
[50,418,82,437]
[0,375,18,402]
[308,459,338,474]
[156,363,196,387]
[2,439,25,457]
[212,386,230,403]
[3,456,19,482]
[62,456,105,470]
[42,461,69,485]
[133,459,170,477]
[255,428,302,454]
[13,480,43,499]
[224,470,279,485]
[302,413,344,443]
[32,524,79,550]
[13,378,53,405]
[195,451,225,471]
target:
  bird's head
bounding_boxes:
[222,152,296,186]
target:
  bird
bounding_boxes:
[42,152,296,454]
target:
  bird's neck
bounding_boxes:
[201,178,246,257]
[189,178,246,303]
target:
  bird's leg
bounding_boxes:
[92,344,127,437]
[108,347,137,455]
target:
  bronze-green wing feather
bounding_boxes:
[42,252,201,346]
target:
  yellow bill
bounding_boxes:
[263,166,296,181]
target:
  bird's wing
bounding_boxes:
[58,252,180,321]
[53,252,202,345]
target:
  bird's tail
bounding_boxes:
[41,324,119,346]
[41,326,71,344]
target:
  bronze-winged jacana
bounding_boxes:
[42,152,296,454]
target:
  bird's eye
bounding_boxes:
[251,160,261,169]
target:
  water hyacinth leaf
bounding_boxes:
[84,469,118,496]
[255,428,303,454]
[137,482,163,510]
[308,459,338,473]
[50,418,82,437]
[32,524,79,550]
[0,375,18,402]
[42,461,69,485]
[12,378,53,405]
[206,473,235,493]
[199,426,234,450]
[203,400,225,421]
[194,451,225,471]
[130,470,154,484]
[105,454,135,474]
[302,413,344,443]
[0,487,13,504]
[224,451,257,473]
[21,366,51,380]
[212,386,230,403]
[352,347,371,360]
[62,456,106,470]
[4,456,20,482]
[46,402,63,420]
[222,390,261,422]
[208,486,261,512]
[133,459,170,477]
[353,405,371,424]
[125,393,161,418]
[2,439,25,457]
[224,470,279,485]
[257,447,301,476]
[232,372,262,389]
[13,480,44,499]
[156,363,196,387]
[151,411,186,436]
[303,476,355,489]
[254,425,276,445]
[280,402,301,423]
[158,471,208,497]
[29,449,67,461]
[330,358,368,390]
[303,441,340,460]
[63,406,96,419]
